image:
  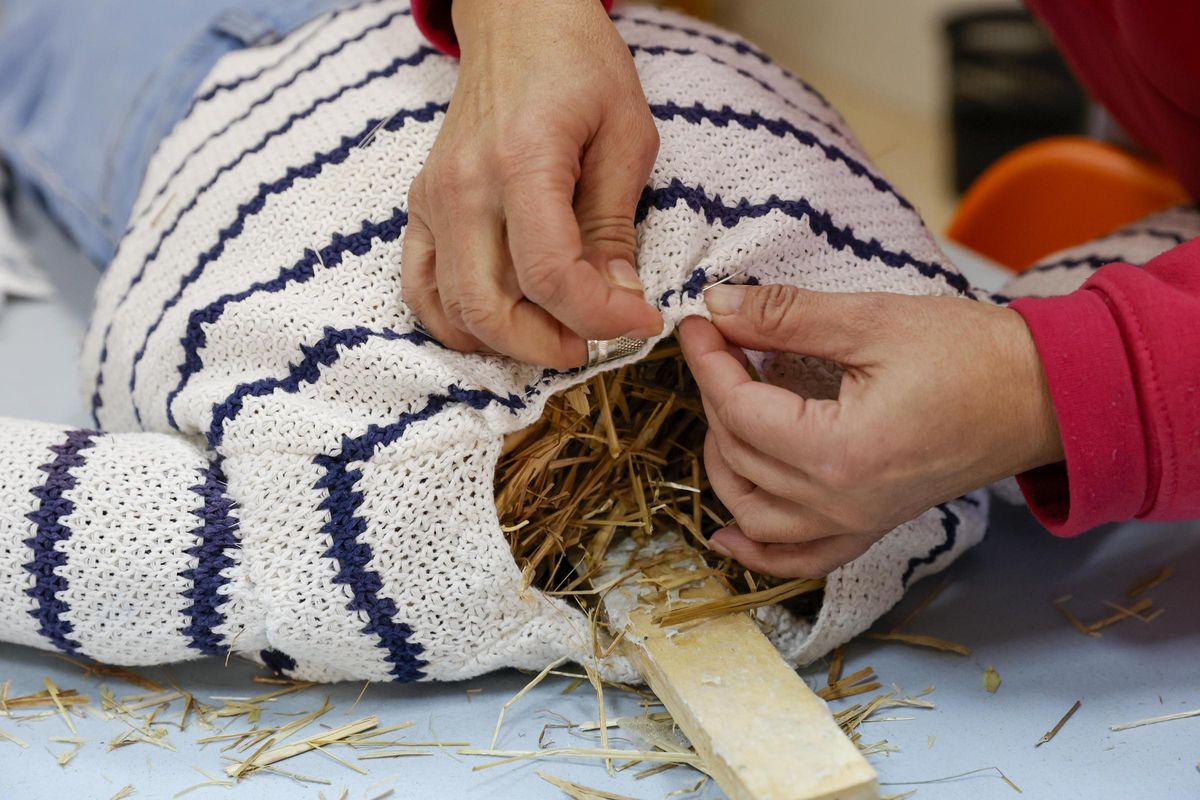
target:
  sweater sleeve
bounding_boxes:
[1010,237,1200,536]
[411,0,615,58]
[0,417,247,665]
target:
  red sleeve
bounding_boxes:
[412,0,615,58]
[1011,237,1200,536]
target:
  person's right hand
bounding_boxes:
[401,0,663,369]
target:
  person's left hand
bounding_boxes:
[679,284,1064,578]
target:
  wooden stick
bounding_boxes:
[591,533,878,800]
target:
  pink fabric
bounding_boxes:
[411,0,615,59]
[1009,1,1200,535]
[410,0,459,57]
[1012,241,1200,536]
[1027,0,1200,198]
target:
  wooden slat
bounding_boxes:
[591,533,878,800]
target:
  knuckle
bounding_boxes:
[441,294,465,324]
[405,174,428,208]
[579,215,638,253]
[495,131,554,181]
[733,514,773,545]
[427,158,485,206]
[731,506,810,546]
[631,116,660,168]
[717,385,759,438]
[399,277,424,311]
[715,407,750,448]
[518,255,570,306]
[459,295,502,338]
[818,447,866,492]
[747,285,806,339]
[821,462,858,493]
[718,440,753,479]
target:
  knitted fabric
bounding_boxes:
[0,0,1078,683]
[998,204,1200,300]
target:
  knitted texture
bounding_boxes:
[999,204,1200,300]
[0,1,1013,682]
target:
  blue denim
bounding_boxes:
[0,0,351,268]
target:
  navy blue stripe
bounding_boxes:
[23,429,99,655]
[163,207,409,429]
[901,504,959,587]
[1107,226,1187,246]
[615,12,833,110]
[659,268,758,307]
[120,101,445,426]
[185,0,390,117]
[633,46,843,140]
[650,101,912,211]
[637,179,970,294]
[1028,229,1186,276]
[207,326,437,449]
[94,95,444,425]
[313,385,524,682]
[1029,254,1120,274]
[179,463,241,656]
[1131,227,1188,245]
[261,648,298,674]
[134,7,418,226]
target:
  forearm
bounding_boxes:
[1011,237,1200,534]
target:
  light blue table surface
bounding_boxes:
[0,235,1196,800]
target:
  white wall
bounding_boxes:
[714,0,1019,117]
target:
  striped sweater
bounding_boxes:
[2,0,1190,683]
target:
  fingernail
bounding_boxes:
[623,328,659,339]
[606,259,644,291]
[706,285,746,316]
[709,538,731,558]
[622,314,664,339]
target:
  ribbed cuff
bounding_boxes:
[1010,287,1148,536]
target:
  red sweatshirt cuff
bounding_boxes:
[412,0,616,58]
[411,0,460,57]
[1010,287,1149,536]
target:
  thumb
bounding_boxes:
[574,114,660,297]
[704,284,878,362]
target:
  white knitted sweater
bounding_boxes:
[2,1,1192,683]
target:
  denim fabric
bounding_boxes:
[0,0,350,268]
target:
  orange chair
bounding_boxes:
[947,136,1190,272]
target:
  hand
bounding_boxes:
[401,0,663,369]
[679,284,1063,578]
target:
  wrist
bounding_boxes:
[999,307,1064,473]
[451,0,502,50]
[452,0,611,55]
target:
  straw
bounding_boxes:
[494,341,825,621]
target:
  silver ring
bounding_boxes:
[586,336,645,368]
